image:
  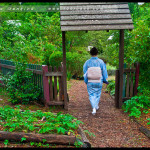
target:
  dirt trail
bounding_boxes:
[67,80,150,148]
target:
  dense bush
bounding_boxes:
[49,51,90,78]
[2,64,41,104]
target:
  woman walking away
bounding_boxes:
[83,47,108,115]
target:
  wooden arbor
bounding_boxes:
[60,2,134,110]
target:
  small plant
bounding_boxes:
[74,140,83,148]
[42,139,47,143]
[67,71,72,81]
[147,118,150,125]
[30,142,35,146]
[3,140,9,146]
[84,130,96,137]
[21,137,26,142]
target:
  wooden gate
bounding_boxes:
[115,63,140,108]
[42,64,68,107]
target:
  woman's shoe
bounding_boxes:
[92,108,96,115]
[96,106,99,110]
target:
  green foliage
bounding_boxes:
[106,64,116,70]
[49,51,62,68]
[0,106,84,136]
[21,137,26,142]
[2,63,41,104]
[106,80,115,96]
[84,130,96,137]
[147,118,150,125]
[49,51,90,78]
[103,3,150,90]
[3,140,9,146]
[122,86,150,118]
[0,9,61,64]
[74,140,83,148]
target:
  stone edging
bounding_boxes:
[130,116,150,139]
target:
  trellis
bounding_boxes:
[59,2,134,109]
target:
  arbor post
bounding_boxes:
[62,31,68,110]
[118,29,124,109]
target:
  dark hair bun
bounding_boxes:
[90,47,98,56]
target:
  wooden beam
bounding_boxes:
[61,24,134,31]
[60,9,130,15]
[60,3,127,6]
[118,29,124,109]
[47,101,64,106]
[123,68,136,73]
[61,19,133,26]
[61,14,132,21]
[60,4,129,11]
[0,63,43,75]
[0,131,76,145]
[45,72,63,77]
[62,31,68,110]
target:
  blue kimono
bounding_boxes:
[83,57,108,109]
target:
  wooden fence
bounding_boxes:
[115,63,140,108]
[0,59,44,95]
[0,59,67,107]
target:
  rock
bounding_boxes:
[139,126,150,138]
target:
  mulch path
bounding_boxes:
[66,79,150,148]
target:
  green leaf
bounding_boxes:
[3,140,9,145]
[30,142,35,146]
[21,137,26,142]
[9,128,15,132]
[42,139,47,143]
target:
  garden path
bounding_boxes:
[66,80,150,148]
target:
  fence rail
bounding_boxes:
[0,59,66,107]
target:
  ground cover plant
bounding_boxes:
[0,105,83,135]
[0,105,84,147]
[122,86,150,129]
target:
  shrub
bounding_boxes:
[122,86,150,118]
[2,63,41,104]
[49,51,90,79]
